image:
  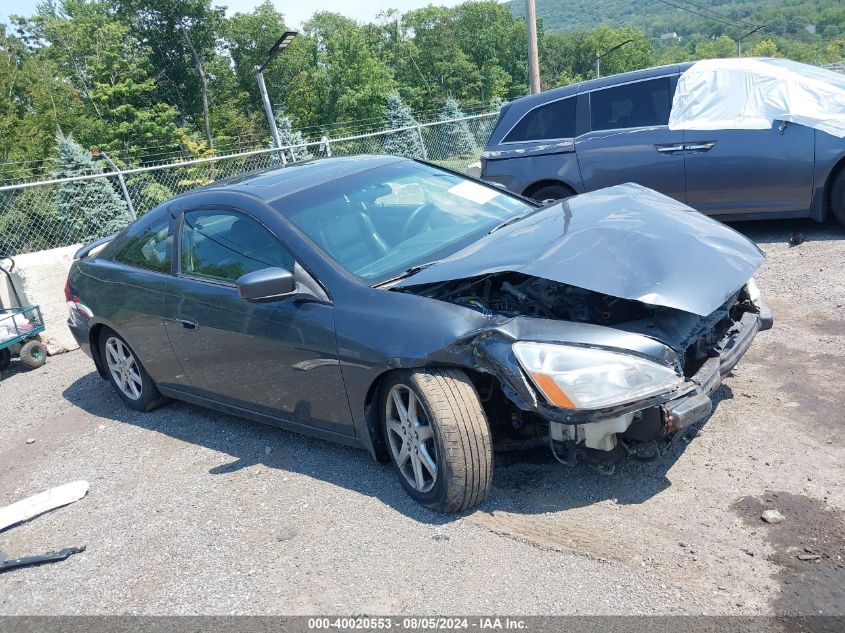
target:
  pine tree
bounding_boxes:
[383,92,426,160]
[54,134,131,244]
[270,114,312,165]
[439,97,477,159]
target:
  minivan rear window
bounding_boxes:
[503,97,576,143]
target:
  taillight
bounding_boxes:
[64,277,72,302]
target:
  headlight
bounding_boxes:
[512,341,682,410]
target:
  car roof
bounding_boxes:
[487,61,696,146]
[187,154,407,206]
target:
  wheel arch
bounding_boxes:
[361,364,490,464]
[522,179,576,200]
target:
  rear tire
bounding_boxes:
[99,328,166,411]
[831,168,845,228]
[20,340,47,370]
[528,184,575,204]
[0,348,10,371]
[381,368,492,513]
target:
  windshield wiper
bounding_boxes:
[487,199,561,235]
[373,260,439,288]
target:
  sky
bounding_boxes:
[0,0,472,28]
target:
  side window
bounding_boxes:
[110,216,172,274]
[504,97,576,142]
[180,209,295,283]
[590,78,671,131]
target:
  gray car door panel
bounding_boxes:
[575,76,686,202]
[162,205,354,436]
[683,122,815,216]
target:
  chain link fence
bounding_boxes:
[0,112,498,258]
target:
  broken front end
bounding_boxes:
[403,272,772,472]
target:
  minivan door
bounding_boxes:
[575,76,687,202]
[683,122,815,217]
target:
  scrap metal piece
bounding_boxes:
[0,545,86,573]
[0,481,89,532]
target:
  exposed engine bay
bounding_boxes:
[401,272,763,473]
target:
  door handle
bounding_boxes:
[684,142,716,152]
[656,144,684,154]
[178,319,198,331]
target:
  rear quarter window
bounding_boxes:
[101,215,172,274]
[590,77,672,131]
[503,97,576,143]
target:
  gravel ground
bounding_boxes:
[0,218,843,615]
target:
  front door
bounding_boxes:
[575,76,687,202]
[163,207,354,436]
[683,122,815,217]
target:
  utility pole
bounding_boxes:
[595,39,633,79]
[736,25,764,57]
[525,0,541,94]
[255,31,298,165]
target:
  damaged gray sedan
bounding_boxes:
[67,156,771,512]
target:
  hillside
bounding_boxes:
[507,0,845,39]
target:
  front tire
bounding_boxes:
[831,168,845,228]
[381,368,492,513]
[99,328,165,411]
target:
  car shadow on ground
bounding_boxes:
[62,367,734,523]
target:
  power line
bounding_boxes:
[672,0,758,30]
[654,0,758,32]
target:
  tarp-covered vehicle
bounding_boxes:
[481,58,845,226]
[66,157,772,512]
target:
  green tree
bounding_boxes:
[272,113,313,164]
[113,0,225,146]
[54,133,131,244]
[383,93,426,159]
[438,98,476,158]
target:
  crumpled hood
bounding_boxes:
[396,183,765,317]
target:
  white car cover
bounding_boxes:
[668,57,845,138]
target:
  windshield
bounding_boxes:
[273,161,534,283]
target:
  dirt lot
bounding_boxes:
[0,218,843,615]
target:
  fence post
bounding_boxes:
[321,135,332,157]
[98,150,137,221]
[416,125,428,160]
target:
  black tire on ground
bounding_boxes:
[528,184,575,204]
[19,340,47,370]
[98,327,166,412]
[831,168,845,228]
[381,368,492,513]
[0,348,10,371]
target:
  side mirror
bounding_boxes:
[236,267,296,302]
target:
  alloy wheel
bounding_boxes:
[385,384,438,493]
[105,336,143,401]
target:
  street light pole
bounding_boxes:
[595,39,633,79]
[255,31,298,166]
[525,0,541,94]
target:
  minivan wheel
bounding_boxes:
[831,168,845,228]
[99,328,166,411]
[381,368,492,513]
[528,184,574,204]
